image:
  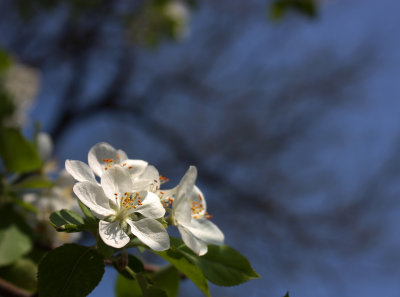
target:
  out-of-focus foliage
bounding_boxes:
[269,0,317,20]
[0,0,325,295]
[14,0,317,47]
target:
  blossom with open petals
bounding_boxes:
[65,142,148,184]
[73,166,169,250]
[164,166,224,256]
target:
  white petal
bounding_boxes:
[123,159,148,179]
[65,159,97,183]
[159,187,176,202]
[175,166,197,203]
[101,166,133,201]
[178,226,207,256]
[99,220,130,248]
[183,219,224,246]
[131,165,159,192]
[73,182,114,219]
[116,149,128,162]
[88,142,119,177]
[37,132,53,161]
[173,200,191,225]
[173,166,197,223]
[135,192,165,219]
[127,218,170,251]
[138,165,159,181]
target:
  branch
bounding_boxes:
[0,277,36,297]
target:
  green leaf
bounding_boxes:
[114,254,145,280]
[0,92,15,122]
[49,209,88,233]
[168,237,260,287]
[115,269,169,297]
[14,175,53,189]
[190,244,260,286]
[156,248,210,297]
[0,257,37,292]
[0,204,33,266]
[0,127,42,173]
[152,265,179,297]
[0,48,12,72]
[78,199,97,223]
[96,235,116,259]
[38,243,105,297]
[146,286,168,297]
[115,273,142,297]
[283,292,290,297]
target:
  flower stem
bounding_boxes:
[124,266,148,295]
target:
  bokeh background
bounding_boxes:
[1,0,400,296]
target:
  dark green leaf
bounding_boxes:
[156,248,210,297]
[0,127,42,173]
[152,265,179,297]
[115,254,145,280]
[50,209,88,233]
[38,243,105,297]
[191,244,260,286]
[0,92,15,122]
[115,269,168,297]
[0,204,33,266]
[283,292,290,297]
[115,274,142,297]
[169,237,259,287]
[0,48,12,72]
[97,235,116,259]
[146,286,168,297]
[0,257,37,292]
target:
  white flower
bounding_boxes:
[65,142,148,184]
[164,166,224,256]
[73,165,170,250]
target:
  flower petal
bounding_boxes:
[123,159,148,179]
[127,218,170,251]
[131,165,159,192]
[116,149,128,162]
[65,159,97,183]
[73,181,114,219]
[88,142,119,177]
[178,226,207,256]
[99,220,130,248]
[158,187,176,203]
[173,166,197,224]
[175,166,197,204]
[173,200,191,225]
[101,166,134,201]
[135,192,165,219]
[183,219,224,246]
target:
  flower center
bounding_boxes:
[120,192,143,210]
[103,154,121,171]
[191,193,212,219]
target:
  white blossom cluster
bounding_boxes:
[65,142,224,255]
